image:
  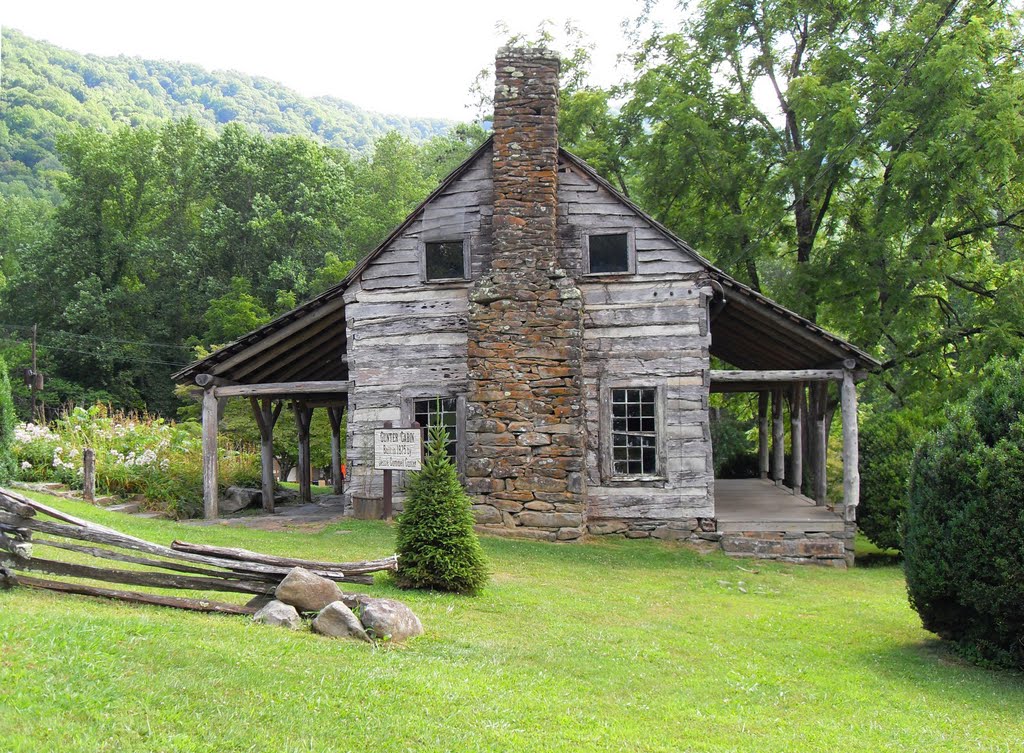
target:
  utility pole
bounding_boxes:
[30,324,38,423]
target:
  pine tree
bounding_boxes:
[0,358,16,484]
[394,420,488,594]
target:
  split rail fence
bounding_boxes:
[0,487,397,615]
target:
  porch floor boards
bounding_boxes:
[714,478,845,533]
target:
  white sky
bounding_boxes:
[1,0,684,121]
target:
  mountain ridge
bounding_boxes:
[0,27,454,197]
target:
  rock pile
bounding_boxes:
[253,566,423,643]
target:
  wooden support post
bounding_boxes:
[772,389,785,486]
[251,398,282,514]
[82,449,95,503]
[790,383,803,496]
[293,401,313,504]
[382,420,393,520]
[841,370,860,521]
[812,383,828,506]
[202,387,219,519]
[757,392,769,480]
[328,406,345,495]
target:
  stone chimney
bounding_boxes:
[465,47,587,541]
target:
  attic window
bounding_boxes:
[424,240,468,281]
[586,231,633,275]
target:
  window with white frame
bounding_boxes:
[413,396,459,461]
[610,387,659,476]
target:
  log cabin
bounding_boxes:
[173,47,879,567]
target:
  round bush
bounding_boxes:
[858,407,934,552]
[904,358,1024,669]
[394,422,489,594]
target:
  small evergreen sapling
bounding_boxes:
[394,421,488,594]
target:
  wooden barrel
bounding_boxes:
[350,494,384,520]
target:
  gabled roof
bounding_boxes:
[558,150,879,371]
[174,137,878,386]
[172,139,495,385]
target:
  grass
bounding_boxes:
[1,492,1022,752]
[277,480,337,496]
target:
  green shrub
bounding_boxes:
[904,357,1024,670]
[710,408,756,478]
[858,407,936,552]
[394,421,489,594]
[0,358,15,483]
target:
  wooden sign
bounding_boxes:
[373,428,422,471]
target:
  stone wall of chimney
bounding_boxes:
[465,47,587,541]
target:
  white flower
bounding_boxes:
[21,461,32,469]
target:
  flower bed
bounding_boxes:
[12,406,261,518]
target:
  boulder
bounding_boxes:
[354,597,424,642]
[245,594,274,610]
[312,601,370,641]
[221,486,261,514]
[274,567,343,613]
[252,600,301,630]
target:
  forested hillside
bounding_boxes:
[0,28,451,198]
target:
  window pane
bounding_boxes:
[414,397,458,460]
[610,387,658,475]
[588,233,629,274]
[425,241,466,280]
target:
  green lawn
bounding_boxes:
[1,493,1021,752]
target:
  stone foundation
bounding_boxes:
[717,525,855,568]
[582,516,856,567]
[582,517,720,550]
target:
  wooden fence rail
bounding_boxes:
[0,487,397,615]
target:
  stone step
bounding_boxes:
[105,502,141,515]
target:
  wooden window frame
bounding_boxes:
[420,238,470,283]
[583,228,636,277]
[599,380,667,483]
[403,392,467,473]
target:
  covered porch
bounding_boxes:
[703,276,881,564]
[714,479,844,533]
[172,287,351,519]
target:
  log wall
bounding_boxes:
[559,159,715,538]
[342,150,716,536]
[343,152,492,498]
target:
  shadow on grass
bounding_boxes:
[862,636,1024,693]
[855,551,903,568]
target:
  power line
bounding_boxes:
[0,321,194,352]
[25,343,188,368]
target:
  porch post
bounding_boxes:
[772,388,785,486]
[841,369,860,521]
[790,382,803,495]
[812,383,828,506]
[201,387,219,519]
[328,406,344,495]
[251,397,282,514]
[757,392,769,480]
[293,401,313,504]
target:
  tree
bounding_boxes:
[394,421,489,594]
[904,357,1024,669]
[622,0,1024,402]
[202,277,270,346]
[0,357,16,483]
